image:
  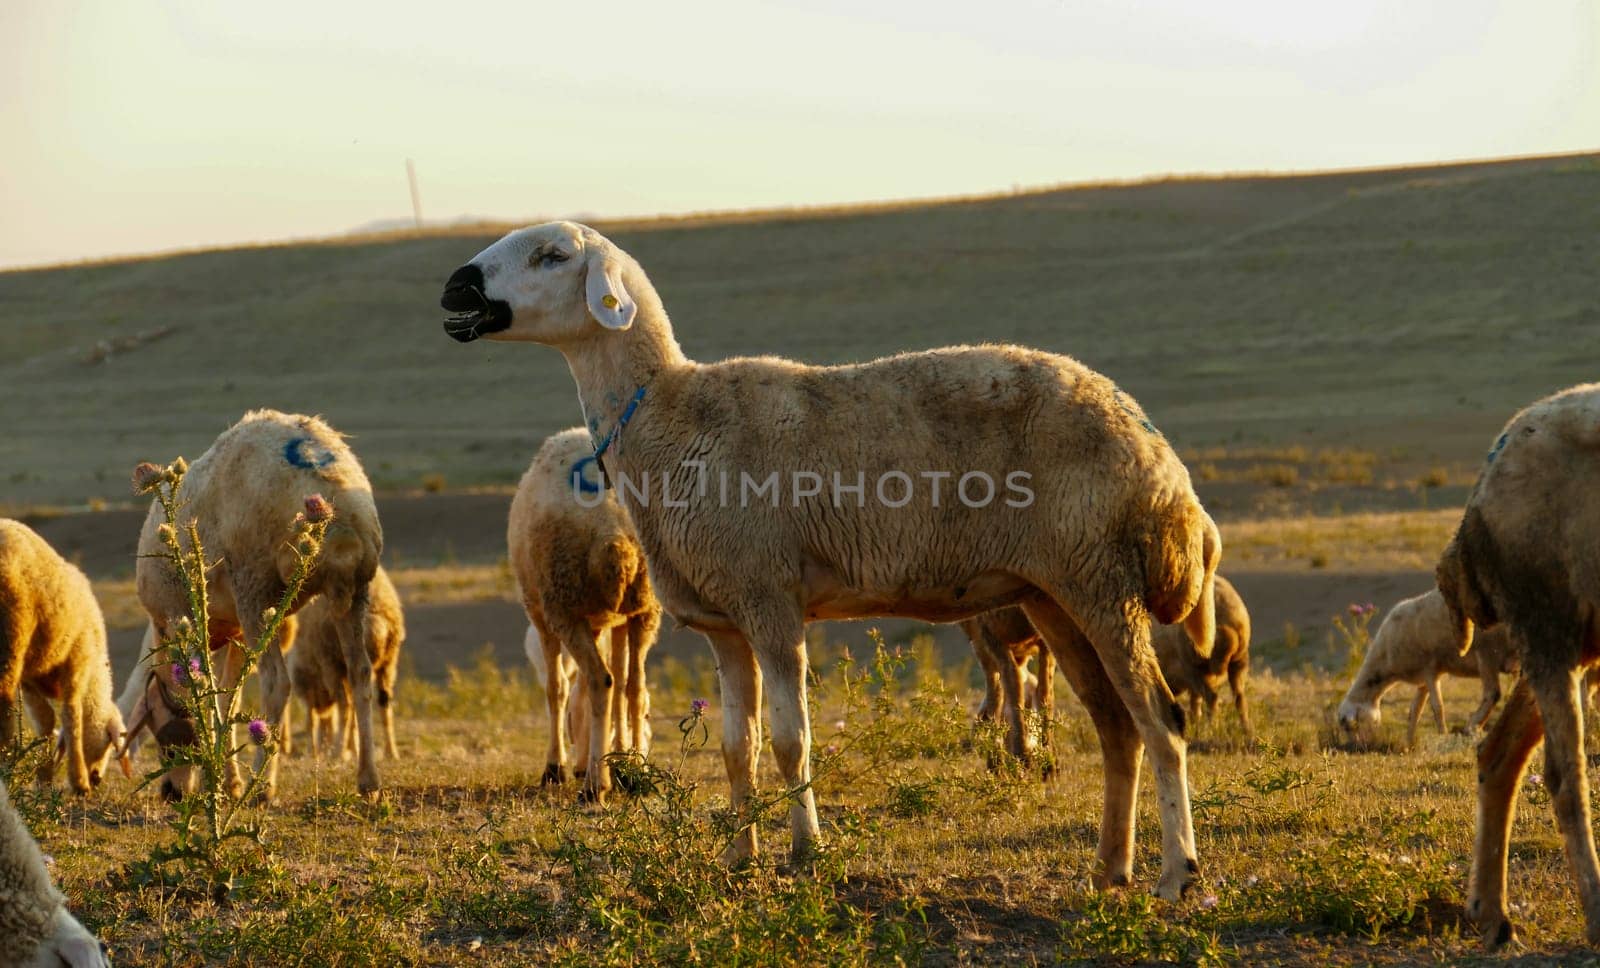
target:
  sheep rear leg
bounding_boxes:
[1467,677,1543,948]
[705,628,763,865]
[1068,595,1198,900]
[58,680,89,794]
[1228,659,1253,741]
[1034,643,1056,754]
[1467,654,1503,732]
[996,644,1031,763]
[558,622,615,804]
[21,689,55,786]
[626,611,658,757]
[1025,599,1142,889]
[606,628,628,757]
[376,662,399,760]
[1427,676,1447,735]
[968,623,1004,723]
[531,618,571,785]
[331,593,380,799]
[747,615,821,867]
[1406,686,1427,747]
[1529,663,1600,945]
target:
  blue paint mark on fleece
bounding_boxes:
[1113,389,1161,437]
[284,437,336,470]
[1486,432,1508,464]
[570,456,602,494]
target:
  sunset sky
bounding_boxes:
[2,0,1595,268]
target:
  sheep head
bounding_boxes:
[441,221,638,343]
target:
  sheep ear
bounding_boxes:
[585,245,637,331]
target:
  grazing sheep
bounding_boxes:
[121,410,383,802]
[0,781,109,967]
[1434,383,1600,947]
[966,575,1251,762]
[1336,589,1516,745]
[1151,575,1252,739]
[288,566,404,761]
[440,222,1220,898]
[508,429,659,792]
[0,520,127,794]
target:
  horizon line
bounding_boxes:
[5,147,1596,276]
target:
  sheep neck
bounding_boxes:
[562,300,687,463]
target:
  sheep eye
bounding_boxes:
[533,250,569,268]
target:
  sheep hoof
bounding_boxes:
[1480,915,1517,949]
[160,778,183,803]
[1153,860,1199,901]
[540,764,568,787]
[577,785,607,807]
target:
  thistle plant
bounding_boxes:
[1334,602,1379,677]
[129,459,331,894]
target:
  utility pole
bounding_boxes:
[406,158,423,229]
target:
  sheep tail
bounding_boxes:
[1436,510,1492,657]
[1141,505,1220,660]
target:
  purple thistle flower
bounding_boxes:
[303,494,334,523]
[131,462,165,494]
[691,698,709,716]
[247,719,270,745]
[1347,603,1363,617]
[171,661,188,684]
[188,657,204,681]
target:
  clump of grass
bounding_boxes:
[1334,602,1380,677]
[1061,892,1230,967]
[1416,467,1450,489]
[420,472,447,493]
[1247,463,1300,488]
[0,724,66,828]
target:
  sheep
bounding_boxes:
[965,575,1251,763]
[287,566,404,761]
[1336,588,1517,746]
[508,428,660,792]
[120,410,384,803]
[0,519,127,794]
[1433,383,1600,947]
[0,781,110,967]
[440,221,1221,898]
[1151,574,1252,740]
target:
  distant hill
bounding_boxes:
[2,153,1597,508]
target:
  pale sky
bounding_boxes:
[2,0,1595,269]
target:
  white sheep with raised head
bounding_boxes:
[0,781,109,967]
[439,221,1220,899]
[508,428,658,792]
[287,565,405,762]
[0,519,127,794]
[1337,588,1516,746]
[119,409,384,803]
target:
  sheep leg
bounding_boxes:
[1035,643,1056,752]
[340,688,357,761]
[217,643,250,799]
[705,628,763,865]
[607,628,628,756]
[627,611,658,758]
[748,619,821,867]
[1406,686,1427,747]
[1427,676,1447,734]
[996,645,1031,763]
[1229,660,1253,741]
[331,593,380,799]
[969,624,1004,723]
[559,622,615,804]
[377,664,399,760]
[570,670,589,778]
[1468,656,1502,732]
[21,688,55,743]
[1023,598,1142,888]
[1467,678,1543,948]
[1529,664,1600,945]
[280,697,295,758]
[532,618,571,785]
[58,680,89,794]
[307,703,323,758]
[1071,596,1198,900]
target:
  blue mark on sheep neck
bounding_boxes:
[570,456,602,494]
[284,437,336,470]
[1486,432,1508,464]
[1113,389,1161,437]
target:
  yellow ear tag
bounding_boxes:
[602,294,619,309]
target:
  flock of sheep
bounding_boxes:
[0,220,1594,962]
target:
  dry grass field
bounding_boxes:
[3,154,1600,965]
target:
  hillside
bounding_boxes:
[2,153,1597,507]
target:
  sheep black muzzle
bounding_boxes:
[440,263,511,342]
